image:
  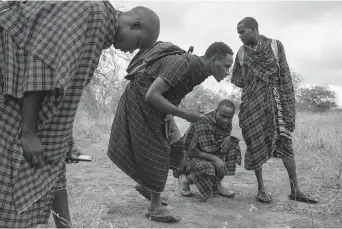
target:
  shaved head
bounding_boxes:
[130,6,160,45]
[217,99,235,111]
[114,6,160,52]
[238,17,259,31]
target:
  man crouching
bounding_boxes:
[176,99,241,200]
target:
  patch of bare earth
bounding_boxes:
[41,113,342,228]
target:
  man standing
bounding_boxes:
[231,17,317,204]
[0,1,160,227]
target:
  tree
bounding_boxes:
[290,69,304,96]
[179,85,222,113]
[296,85,337,112]
[79,47,133,117]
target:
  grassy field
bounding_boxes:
[41,111,342,228]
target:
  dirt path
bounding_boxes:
[58,132,340,228]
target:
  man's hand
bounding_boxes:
[219,136,231,153]
[164,114,174,123]
[164,114,173,141]
[65,144,81,164]
[213,157,227,177]
[21,131,44,168]
[183,111,205,123]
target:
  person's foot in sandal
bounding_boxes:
[145,207,181,223]
[178,174,193,197]
[135,184,168,206]
[256,186,272,203]
[217,183,236,198]
[289,189,318,204]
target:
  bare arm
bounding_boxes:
[145,55,205,123]
[183,122,227,175]
[145,77,204,123]
[21,91,45,134]
[21,91,45,168]
[145,77,198,121]
[231,50,244,88]
[186,149,220,162]
[186,147,226,176]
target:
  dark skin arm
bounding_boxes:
[186,149,227,176]
[21,91,45,168]
[145,77,204,123]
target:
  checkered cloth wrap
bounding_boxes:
[231,35,295,170]
[0,1,118,227]
[170,138,185,178]
[177,112,241,199]
[107,41,209,192]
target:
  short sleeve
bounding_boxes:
[157,55,189,87]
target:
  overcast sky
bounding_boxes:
[114,1,342,105]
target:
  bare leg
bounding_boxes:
[52,189,72,228]
[255,167,264,191]
[146,192,181,223]
[135,184,168,206]
[283,157,317,203]
[255,167,272,203]
[150,192,163,211]
[283,157,300,194]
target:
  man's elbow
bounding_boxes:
[145,91,154,104]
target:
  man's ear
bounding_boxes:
[209,56,217,65]
[130,20,142,29]
[251,25,257,33]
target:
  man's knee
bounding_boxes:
[192,161,216,177]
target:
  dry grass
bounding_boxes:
[292,112,342,219]
[40,111,342,228]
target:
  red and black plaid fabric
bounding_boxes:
[231,35,295,170]
[107,41,209,193]
[0,1,118,227]
[177,112,241,199]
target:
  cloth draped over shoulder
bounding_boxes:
[107,41,208,192]
[0,1,118,226]
[231,35,295,170]
[179,112,241,175]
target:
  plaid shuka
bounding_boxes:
[0,1,118,227]
[107,41,209,193]
[178,112,241,199]
[170,138,185,178]
[231,35,295,171]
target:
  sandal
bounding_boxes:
[178,174,193,197]
[216,183,236,198]
[219,190,236,198]
[256,187,272,203]
[289,194,318,204]
[135,184,168,206]
[145,208,181,223]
